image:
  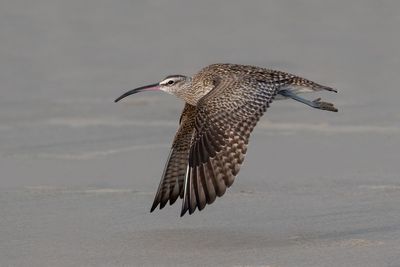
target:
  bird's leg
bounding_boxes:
[278,89,338,112]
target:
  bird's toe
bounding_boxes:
[312,98,338,112]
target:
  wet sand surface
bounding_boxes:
[1,1,400,266]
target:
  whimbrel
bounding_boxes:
[115,63,337,216]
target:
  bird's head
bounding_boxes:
[114,75,191,102]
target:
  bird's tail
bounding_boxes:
[315,84,337,93]
[288,77,338,94]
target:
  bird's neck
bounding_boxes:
[174,78,215,106]
[172,78,201,106]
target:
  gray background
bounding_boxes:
[1,1,400,266]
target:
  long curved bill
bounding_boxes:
[114,83,160,102]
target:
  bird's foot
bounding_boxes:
[312,98,338,112]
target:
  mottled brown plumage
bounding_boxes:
[150,103,195,211]
[115,63,338,216]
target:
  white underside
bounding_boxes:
[275,85,317,100]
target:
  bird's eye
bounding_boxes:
[167,80,174,85]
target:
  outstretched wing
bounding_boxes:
[150,103,196,212]
[181,76,278,216]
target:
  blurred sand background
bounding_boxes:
[1,1,400,266]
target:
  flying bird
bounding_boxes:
[115,63,337,216]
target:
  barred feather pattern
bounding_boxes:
[182,63,336,106]
[181,76,278,215]
[150,103,196,212]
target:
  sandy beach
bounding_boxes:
[1,1,400,266]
